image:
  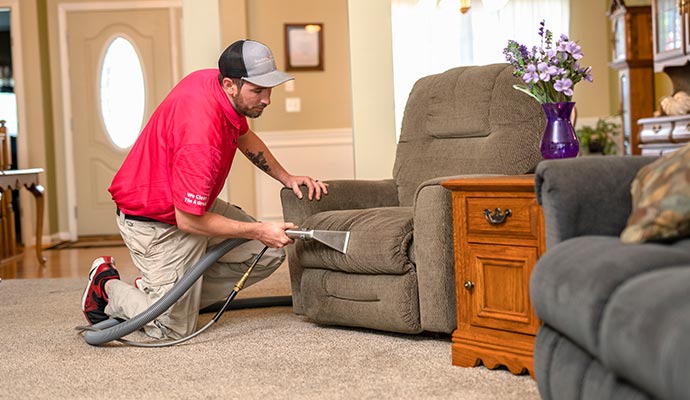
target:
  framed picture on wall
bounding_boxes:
[284,23,324,71]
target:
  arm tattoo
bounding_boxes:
[245,150,271,173]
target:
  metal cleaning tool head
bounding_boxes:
[285,229,350,254]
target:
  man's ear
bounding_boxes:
[222,77,236,96]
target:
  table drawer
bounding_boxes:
[639,120,672,143]
[465,196,539,240]
[672,119,690,142]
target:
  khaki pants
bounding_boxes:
[105,199,285,339]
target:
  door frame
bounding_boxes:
[57,0,182,240]
[0,0,31,246]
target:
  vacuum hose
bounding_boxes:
[81,238,253,346]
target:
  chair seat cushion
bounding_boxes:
[296,206,414,275]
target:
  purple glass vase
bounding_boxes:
[540,102,579,159]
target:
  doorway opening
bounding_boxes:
[0,8,22,244]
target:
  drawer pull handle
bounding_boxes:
[463,280,475,291]
[483,208,512,225]
[652,125,662,134]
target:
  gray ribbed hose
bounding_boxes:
[83,238,249,346]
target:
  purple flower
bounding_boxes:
[522,64,539,83]
[554,78,573,96]
[583,66,593,82]
[558,41,583,59]
[537,62,558,81]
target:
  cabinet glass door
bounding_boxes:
[655,0,684,59]
[613,16,627,61]
[685,1,690,54]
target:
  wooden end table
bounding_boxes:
[442,175,544,378]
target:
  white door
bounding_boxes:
[65,4,181,236]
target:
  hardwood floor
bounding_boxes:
[0,244,138,280]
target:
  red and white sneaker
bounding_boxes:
[81,256,120,324]
[133,277,142,290]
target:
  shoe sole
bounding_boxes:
[81,256,113,315]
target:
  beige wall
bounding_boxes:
[570,0,612,116]
[182,0,221,74]
[245,0,352,132]
[347,0,396,180]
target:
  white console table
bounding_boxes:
[0,168,46,265]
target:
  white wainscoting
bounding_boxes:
[255,128,354,222]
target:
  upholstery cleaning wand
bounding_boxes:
[78,229,350,347]
[285,229,350,254]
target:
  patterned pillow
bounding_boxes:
[621,144,690,243]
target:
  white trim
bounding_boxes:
[258,128,354,148]
[59,1,181,12]
[58,0,182,240]
[168,7,181,82]
[49,231,72,244]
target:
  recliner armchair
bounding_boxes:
[281,63,545,334]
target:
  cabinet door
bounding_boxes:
[654,0,685,60]
[464,243,540,336]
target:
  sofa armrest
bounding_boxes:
[280,179,399,226]
[535,156,658,248]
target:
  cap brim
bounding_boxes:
[243,70,294,88]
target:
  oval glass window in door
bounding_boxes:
[99,36,145,149]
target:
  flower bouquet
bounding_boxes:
[503,20,593,103]
[502,21,593,159]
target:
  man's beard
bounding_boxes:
[232,93,265,118]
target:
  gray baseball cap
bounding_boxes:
[218,39,294,88]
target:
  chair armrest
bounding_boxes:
[412,181,459,333]
[411,173,516,332]
[280,179,399,225]
[535,156,658,248]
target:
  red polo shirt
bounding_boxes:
[108,69,248,225]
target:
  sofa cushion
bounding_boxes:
[599,266,690,400]
[534,325,652,400]
[530,236,690,357]
[296,207,414,275]
[621,143,690,243]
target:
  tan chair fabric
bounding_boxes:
[281,63,545,334]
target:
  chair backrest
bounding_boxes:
[393,63,545,206]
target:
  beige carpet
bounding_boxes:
[0,271,541,400]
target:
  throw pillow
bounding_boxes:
[620,143,690,243]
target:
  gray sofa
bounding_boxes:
[281,63,545,334]
[530,156,690,400]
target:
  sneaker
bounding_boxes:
[81,256,120,324]
[133,276,142,290]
